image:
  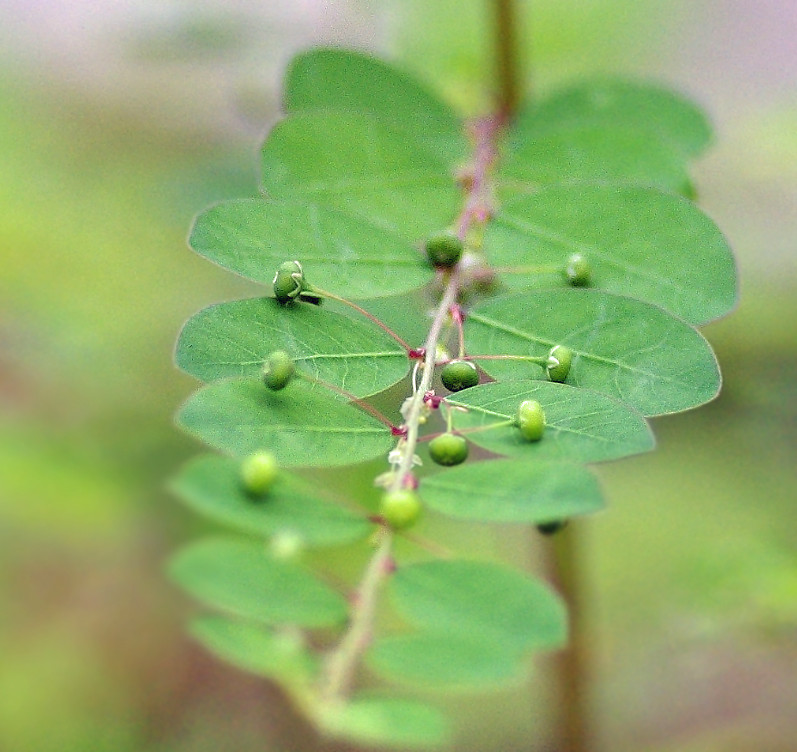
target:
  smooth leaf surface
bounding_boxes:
[176,297,409,397]
[390,560,566,652]
[190,615,317,682]
[321,693,450,749]
[367,632,521,689]
[169,538,348,627]
[171,454,371,546]
[499,123,692,193]
[177,378,394,467]
[284,47,466,163]
[513,78,712,158]
[465,289,721,416]
[260,111,461,241]
[189,199,430,297]
[421,458,604,523]
[488,185,737,324]
[446,381,653,462]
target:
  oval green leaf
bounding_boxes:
[190,615,317,683]
[320,693,450,750]
[176,378,394,467]
[175,297,409,397]
[367,632,521,689]
[421,458,605,523]
[284,47,466,164]
[465,289,721,416]
[189,199,430,298]
[487,185,737,324]
[499,123,692,194]
[446,381,654,463]
[170,454,371,546]
[390,559,567,652]
[513,78,712,159]
[169,537,348,627]
[260,111,461,242]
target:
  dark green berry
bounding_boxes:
[425,232,464,267]
[516,399,545,441]
[262,350,295,391]
[273,260,305,304]
[240,451,278,497]
[537,520,568,535]
[440,360,479,392]
[546,345,573,383]
[379,489,422,530]
[428,432,469,466]
[564,253,591,286]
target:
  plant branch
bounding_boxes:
[493,0,522,121]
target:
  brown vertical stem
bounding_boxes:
[493,0,522,120]
[547,521,592,752]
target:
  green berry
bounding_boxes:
[516,399,546,441]
[240,451,278,497]
[440,360,479,392]
[564,253,591,286]
[537,520,568,535]
[546,345,572,383]
[379,489,422,530]
[429,433,469,466]
[425,232,464,267]
[262,350,295,390]
[273,260,305,304]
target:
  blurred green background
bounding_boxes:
[1,1,795,750]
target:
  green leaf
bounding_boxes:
[176,378,394,467]
[499,123,692,193]
[487,185,737,324]
[284,47,466,164]
[421,458,604,523]
[190,615,317,682]
[169,537,348,627]
[446,381,653,462]
[170,454,371,546]
[465,289,721,416]
[175,297,409,397]
[320,693,450,749]
[189,199,430,298]
[514,78,712,158]
[367,632,521,689]
[260,111,461,241]
[390,560,566,652]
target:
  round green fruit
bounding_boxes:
[262,350,295,391]
[546,345,572,383]
[425,232,464,267]
[429,432,469,466]
[379,489,422,530]
[440,360,479,392]
[273,260,305,304]
[240,451,278,497]
[564,253,591,286]
[516,399,546,441]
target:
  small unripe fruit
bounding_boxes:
[425,232,464,267]
[428,432,469,466]
[546,345,573,383]
[564,253,591,286]
[516,399,546,441]
[262,350,295,390]
[440,360,479,392]
[537,520,568,535]
[240,451,278,496]
[379,489,422,530]
[273,260,305,304]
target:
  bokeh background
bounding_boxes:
[1,1,795,751]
